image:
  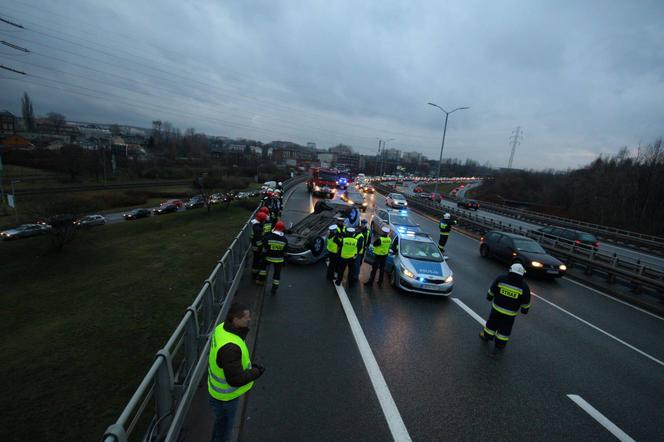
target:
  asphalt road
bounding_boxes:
[400,181,664,270]
[234,182,664,441]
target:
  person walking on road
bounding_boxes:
[479,263,531,353]
[364,226,392,287]
[438,213,455,252]
[250,211,267,277]
[208,302,265,442]
[335,226,359,288]
[350,219,369,284]
[257,220,288,293]
[326,224,341,281]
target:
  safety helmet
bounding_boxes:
[259,207,269,214]
[335,215,345,223]
[256,212,268,222]
[509,263,526,276]
[381,226,390,234]
[443,213,451,220]
[278,182,283,186]
[346,227,356,233]
[329,224,338,231]
[274,221,285,232]
[267,192,274,198]
[274,189,282,195]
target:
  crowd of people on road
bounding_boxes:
[207,187,532,441]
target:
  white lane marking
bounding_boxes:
[451,297,485,326]
[563,277,664,322]
[334,282,412,441]
[533,291,664,368]
[567,395,636,442]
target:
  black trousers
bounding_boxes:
[259,260,283,290]
[367,255,387,284]
[483,309,516,348]
[326,254,338,280]
[438,235,449,251]
[335,257,355,285]
[251,247,262,274]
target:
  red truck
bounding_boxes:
[307,167,338,198]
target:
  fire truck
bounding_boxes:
[307,167,339,198]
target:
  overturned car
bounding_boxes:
[285,199,353,264]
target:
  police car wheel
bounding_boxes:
[310,236,325,257]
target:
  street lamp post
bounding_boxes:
[378,138,395,176]
[427,102,469,197]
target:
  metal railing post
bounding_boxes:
[153,350,175,439]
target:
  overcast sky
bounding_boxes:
[1,0,662,169]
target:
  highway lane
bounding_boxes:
[240,181,664,441]
[399,181,664,270]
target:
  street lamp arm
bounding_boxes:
[449,106,470,113]
[427,102,447,113]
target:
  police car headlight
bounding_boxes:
[401,266,415,278]
[444,275,453,283]
[531,261,543,268]
[559,264,567,271]
[403,201,408,206]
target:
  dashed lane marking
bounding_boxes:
[567,395,636,442]
[334,281,412,442]
[533,291,664,368]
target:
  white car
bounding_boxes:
[386,193,408,208]
[1,223,50,240]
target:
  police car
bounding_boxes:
[370,208,421,237]
[366,230,454,296]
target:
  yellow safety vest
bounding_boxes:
[374,236,392,256]
[340,236,358,259]
[262,221,273,234]
[208,323,253,401]
[327,230,339,253]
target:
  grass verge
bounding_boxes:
[0,203,255,441]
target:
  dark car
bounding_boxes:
[185,196,206,209]
[1,223,50,240]
[361,185,375,194]
[479,231,566,278]
[153,204,178,215]
[124,208,151,220]
[537,226,599,250]
[457,199,480,210]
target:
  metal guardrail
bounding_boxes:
[374,183,664,296]
[102,176,306,442]
[470,199,664,255]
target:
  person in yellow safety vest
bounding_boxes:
[334,226,359,288]
[479,263,532,354]
[438,212,456,252]
[260,206,273,234]
[257,220,288,293]
[326,224,341,281]
[364,226,393,287]
[250,211,268,276]
[350,219,369,284]
[208,302,265,442]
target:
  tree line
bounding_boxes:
[474,139,664,235]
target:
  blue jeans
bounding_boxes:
[209,396,239,442]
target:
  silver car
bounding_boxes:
[75,214,106,227]
[1,223,50,240]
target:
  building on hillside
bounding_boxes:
[0,134,33,150]
[317,152,334,168]
[402,151,422,164]
[329,144,353,155]
[0,111,16,135]
[307,142,316,150]
[384,148,401,161]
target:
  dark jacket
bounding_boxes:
[487,273,531,315]
[216,322,262,387]
[250,220,264,248]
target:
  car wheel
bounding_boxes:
[310,236,325,257]
[391,269,397,287]
[480,244,489,257]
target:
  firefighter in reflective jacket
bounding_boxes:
[438,212,456,252]
[334,227,359,288]
[259,207,273,234]
[250,212,267,276]
[479,263,531,351]
[257,221,288,293]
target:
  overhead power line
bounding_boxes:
[0,64,26,75]
[0,16,24,29]
[1,40,29,52]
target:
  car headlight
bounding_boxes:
[559,264,567,271]
[531,261,543,268]
[401,266,415,278]
[444,275,453,283]
[362,202,367,206]
[348,200,354,204]
[403,201,408,206]
[314,186,320,191]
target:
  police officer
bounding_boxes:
[250,211,268,276]
[364,226,392,287]
[479,263,531,352]
[326,224,340,281]
[350,219,370,283]
[258,220,288,293]
[335,226,359,287]
[438,212,455,252]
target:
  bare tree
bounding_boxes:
[21,92,35,131]
[31,197,88,252]
[46,112,66,132]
